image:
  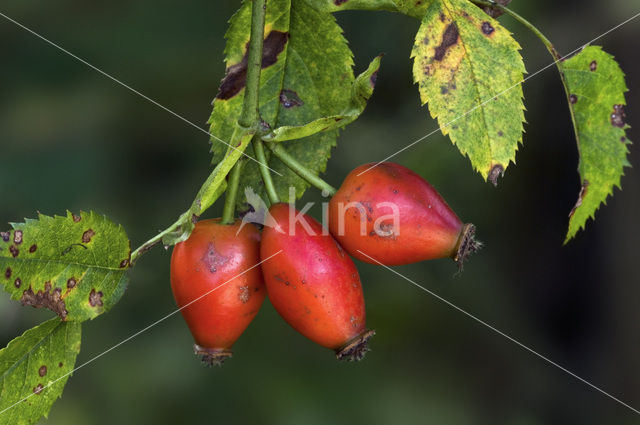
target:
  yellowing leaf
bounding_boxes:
[562,46,631,242]
[411,0,525,182]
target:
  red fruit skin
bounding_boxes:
[170,219,265,354]
[261,203,367,351]
[329,162,465,266]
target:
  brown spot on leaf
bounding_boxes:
[67,277,77,289]
[569,180,590,218]
[611,104,626,127]
[434,23,459,61]
[38,365,47,377]
[29,244,37,253]
[82,229,95,243]
[4,268,11,279]
[279,89,304,108]
[217,31,289,100]
[0,232,9,242]
[481,22,495,35]
[479,0,512,18]
[33,384,44,395]
[119,259,129,268]
[334,0,348,4]
[488,164,504,186]
[21,287,67,319]
[238,285,250,303]
[439,12,446,22]
[200,243,230,273]
[14,278,21,288]
[72,214,82,222]
[498,130,504,137]
[58,362,63,368]
[13,230,23,245]
[89,289,104,307]
[570,94,578,104]
[590,60,597,71]
[370,70,378,87]
[9,245,19,258]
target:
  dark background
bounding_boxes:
[1,0,639,424]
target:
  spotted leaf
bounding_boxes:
[263,55,382,142]
[0,318,81,425]
[300,0,401,13]
[0,211,130,322]
[209,0,355,207]
[562,46,631,242]
[411,0,525,182]
[300,0,433,18]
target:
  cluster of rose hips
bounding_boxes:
[170,162,480,365]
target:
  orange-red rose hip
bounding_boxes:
[170,219,265,365]
[329,162,480,266]
[260,203,374,361]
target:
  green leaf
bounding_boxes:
[0,211,131,322]
[411,0,526,182]
[299,0,401,14]
[0,319,81,425]
[562,46,631,242]
[263,55,382,142]
[300,0,432,17]
[209,0,355,208]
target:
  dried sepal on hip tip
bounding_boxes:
[335,329,376,362]
[194,344,233,367]
[453,223,483,270]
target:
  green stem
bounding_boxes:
[253,137,280,204]
[130,212,190,264]
[130,0,267,264]
[221,160,244,224]
[266,142,337,196]
[239,0,267,129]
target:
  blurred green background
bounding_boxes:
[1,0,639,424]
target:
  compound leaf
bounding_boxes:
[411,0,525,183]
[0,211,130,322]
[563,46,631,242]
[0,318,81,425]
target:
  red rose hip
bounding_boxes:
[328,162,480,267]
[170,219,265,365]
[261,203,374,361]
